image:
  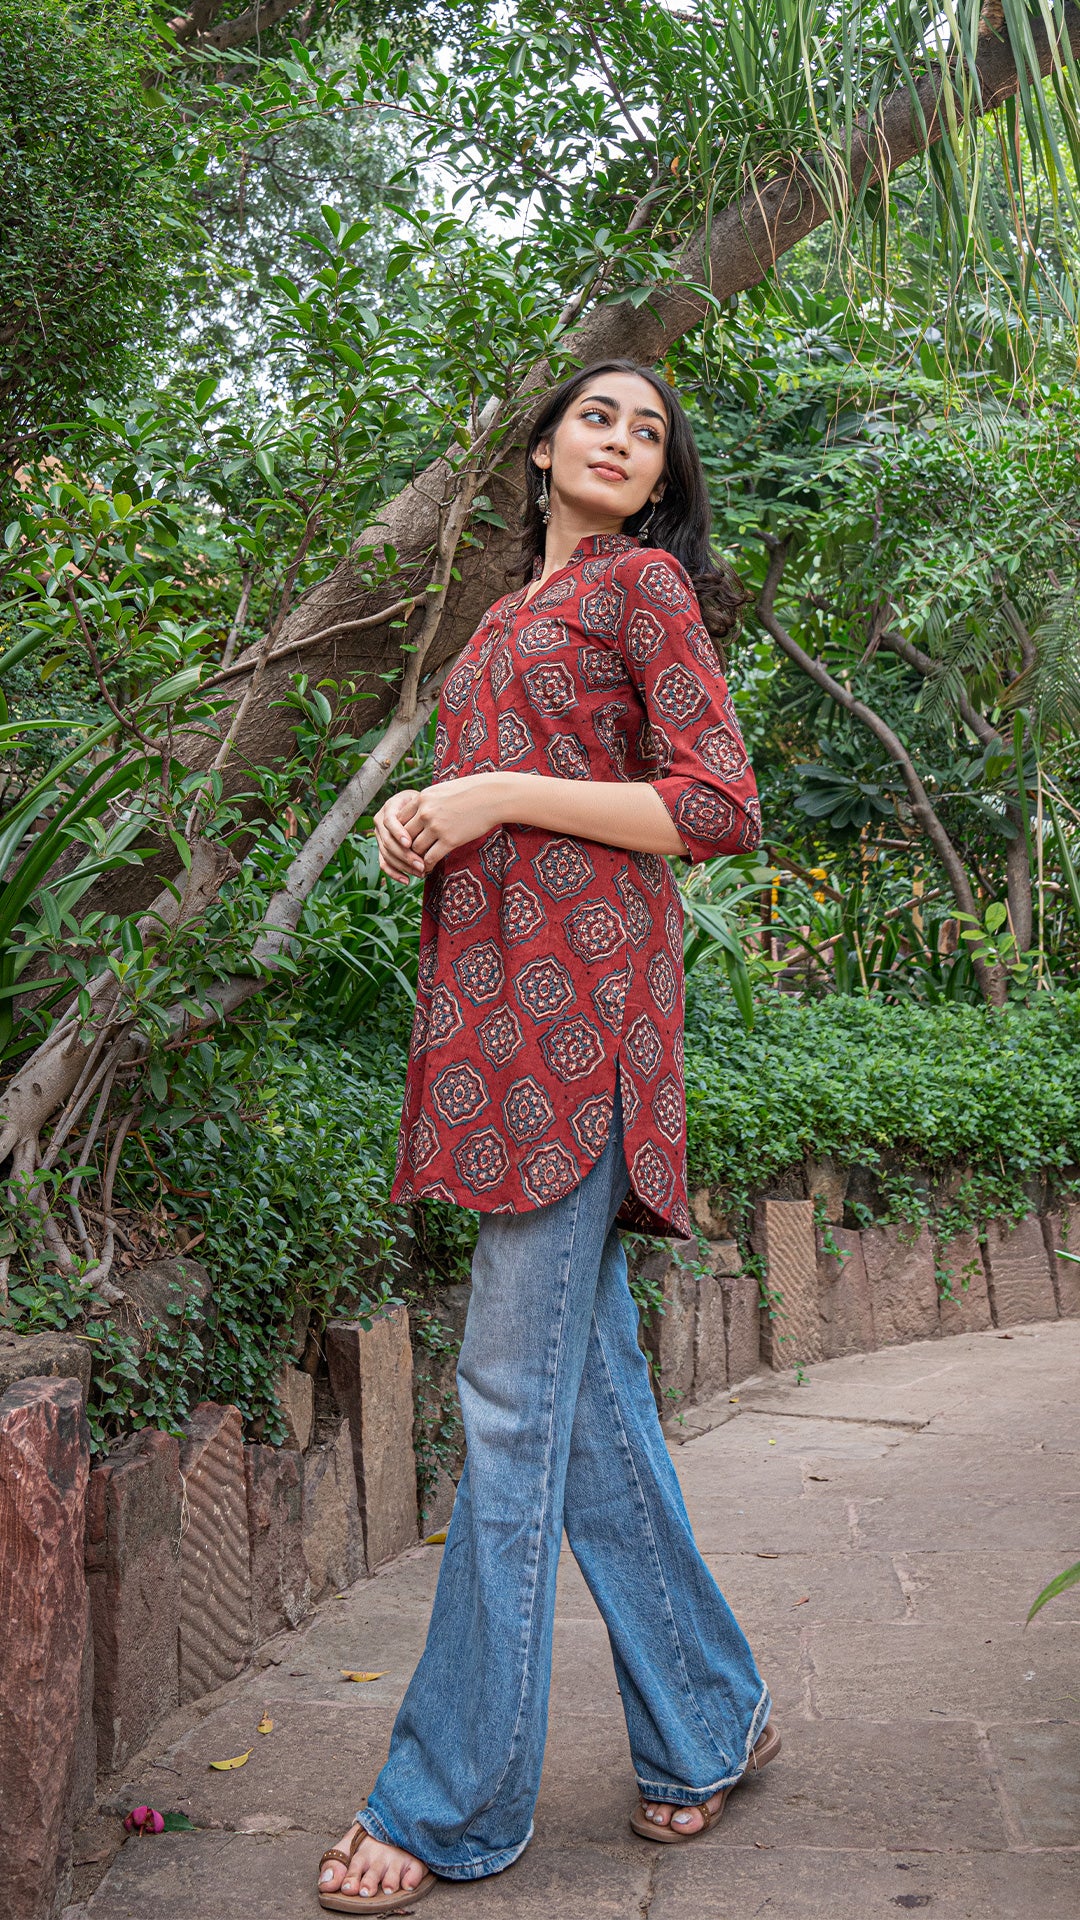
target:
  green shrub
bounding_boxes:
[143,1034,410,1438]
[685,977,1080,1221]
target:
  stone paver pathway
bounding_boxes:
[77,1321,1080,1919]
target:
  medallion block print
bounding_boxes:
[392,535,760,1237]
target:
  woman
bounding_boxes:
[317,360,777,1912]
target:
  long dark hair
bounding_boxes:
[521,358,750,648]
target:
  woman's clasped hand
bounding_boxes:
[373,774,509,882]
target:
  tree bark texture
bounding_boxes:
[166,1,308,53]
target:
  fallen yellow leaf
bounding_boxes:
[208,1750,252,1770]
[257,1713,273,1735]
[424,1529,448,1545]
[340,1670,387,1683]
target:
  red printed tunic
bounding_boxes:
[390,533,761,1237]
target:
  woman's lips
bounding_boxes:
[589,463,628,482]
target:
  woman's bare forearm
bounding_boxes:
[490,773,686,857]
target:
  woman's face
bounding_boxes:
[534,371,668,529]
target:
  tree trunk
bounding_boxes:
[1006,823,1034,951]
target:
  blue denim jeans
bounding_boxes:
[360,1098,770,1879]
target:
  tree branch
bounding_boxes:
[0,664,451,1208]
[146,4,1080,814]
[203,596,417,688]
[167,0,304,54]
[878,627,1033,948]
[756,542,1008,1005]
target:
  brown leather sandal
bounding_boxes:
[630,1720,782,1843]
[317,1821,438,1913]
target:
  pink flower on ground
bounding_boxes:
[124,1806,165,1836]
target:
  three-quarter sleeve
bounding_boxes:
[613,548,762,862]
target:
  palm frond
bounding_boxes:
[1000,581,1080,733]
[915,609,1005,725]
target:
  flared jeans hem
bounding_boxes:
[356,1806,534,1882]
[633,1681,772,1805]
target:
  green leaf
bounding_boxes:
[168,830,193,873]
[145,666,202,708]
[1028,1562,1080,1622]
[119,920,145,962]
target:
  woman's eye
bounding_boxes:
[582,406,609,423]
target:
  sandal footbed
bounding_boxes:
[318,1868,437,1913]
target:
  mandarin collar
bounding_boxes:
[529,532,642,581]
[569,532,642,564]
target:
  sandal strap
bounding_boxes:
[319,1823,368,1872]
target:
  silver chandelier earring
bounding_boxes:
[637,499,658,540]
[537,474,551,524]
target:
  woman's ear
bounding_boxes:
[532,438,552,472]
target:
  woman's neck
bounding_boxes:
[527,504,627,598]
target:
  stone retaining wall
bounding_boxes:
[0,1305,418,1920]
[639,1197,1080,1427]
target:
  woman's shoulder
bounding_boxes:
[610,542,698,612]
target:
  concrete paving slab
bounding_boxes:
[986,1720,1080,1846]
[705,1410,911,1462]
[808,1619,1077,1721]
[809,1430,1080,1501]
[531,1713,635,1844]
[83,1831,331,1918]
[697,1719,1005,1852]
[86,1832,651,1920]
[114,1696,397,1835]
[682,1490,856,1554]
[676,1444,811,1499]
[427,1841,651,1918]
[849,1488,1080,1554]
[82,1320,1080,1920]
[896,1549,1080,1624]
[744,1321,1080,1434]
[704,1549,908,1622]
[648,1845,1080,1919]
